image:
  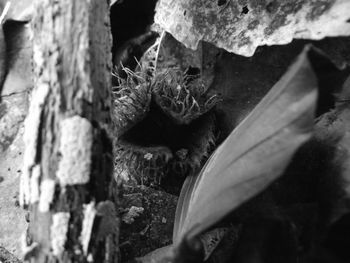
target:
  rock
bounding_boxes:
[122,206,145,224]
[0,20,30,259]
[0,125,27,258]
[0,94,27,152]
[154,0,350,57]
[0,0,33,21]
[0,92,28,259]
[0,246,21,263]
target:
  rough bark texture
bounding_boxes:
[20,0,118,262]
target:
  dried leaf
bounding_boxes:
[173,46,318,243]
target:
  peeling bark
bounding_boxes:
[20,0,118,262]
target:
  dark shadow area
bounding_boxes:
[110,0,158,55]
[121,101,208,152]
[308,48,350,117]
[119,100,217,194]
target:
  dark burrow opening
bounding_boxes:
[308,48,350,117]
[241,5,249,15]
[217,0,227,7]
[122,101,199,151]
[118,99,217,194]
[110,0,158,55]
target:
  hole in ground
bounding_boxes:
[119,100,217,194]
[217,0,227,7]
[121,100,209,156]
[241,5,249,15]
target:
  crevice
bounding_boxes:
[110,0,158,56]
[115,99,217,193]
[217,0,227,7]
[308,48,350,117]
[241,5,249,15]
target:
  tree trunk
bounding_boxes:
[19,0,118,262]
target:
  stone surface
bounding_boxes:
[154,0,350,57]
[0,0,33,21]
[0,95,27,152]
[0,94,28,258]
[0,18,31,260]
[0,246,21,263]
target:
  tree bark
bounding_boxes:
[20,0,118,262]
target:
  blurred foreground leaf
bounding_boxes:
[174,45,318,244]
[141,45,319,263]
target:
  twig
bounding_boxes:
[154,30,166,73]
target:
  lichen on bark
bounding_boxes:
[56,116,93,186]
